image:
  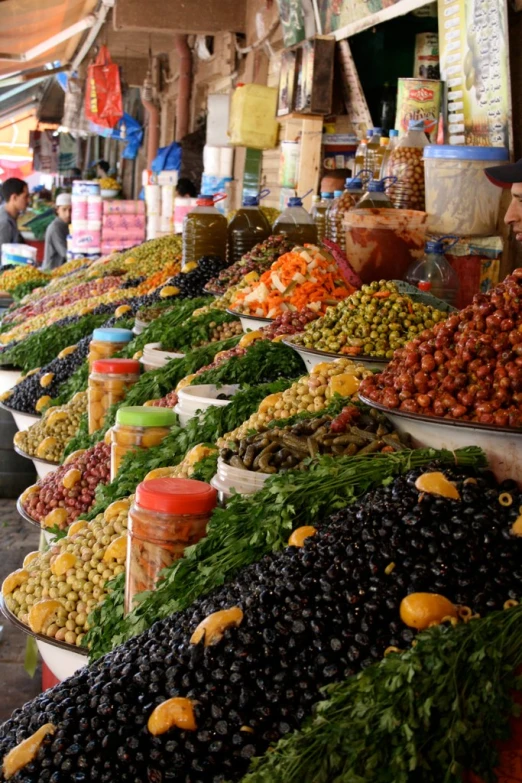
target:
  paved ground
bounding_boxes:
[0,499,41,721]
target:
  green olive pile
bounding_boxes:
[3,497,130,648]
[293,281,447,358]
[220,407,408,473]
[193,318,244,347]
[14,392,88,462]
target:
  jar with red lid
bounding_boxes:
[88,358,141,434]
[110,406,177,480]
[125,478,217,613]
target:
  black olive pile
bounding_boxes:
[165,256,229,299]
[0,465,521,782]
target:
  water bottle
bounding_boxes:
[311,192,334,242]
[406,236,459,306]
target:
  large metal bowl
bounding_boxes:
[0,367,21,396]
[0,595,87,682]
[0,398,40,431]
[226,308,271,334]
[359,394,522,483]
[282,339,389,373]
[16,495,57,545]
[13,441,58,480]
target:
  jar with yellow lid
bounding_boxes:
[125,477,217,612]
[88,359,141,435]
[111,406,177,480]
[88,327,134,369]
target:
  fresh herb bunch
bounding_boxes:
[10,279,48,303]
[123,297,212,355]
[242,604,522,783]
[86,446,485,659]
[191,452,219,482]
[159,309,239,353]
[194,340,305,387]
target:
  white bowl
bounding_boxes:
[282,339,389,373]
[100,188,120,199]
[226,308,271,334]
[360,394,522,483]
[142,342,184,371]
[0,368,21,395]
[11,410,40,432]
[13,442,58,480]
[16,496,57,545]
[175,384,239,427]
[210,457,271,501]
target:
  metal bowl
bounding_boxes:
[16,495,57,545]
[13,442,58,480]
[282,339,389,373]
[226,309,271,334]
[359,393,522,483]
[0,596,87,682]
[0,398,40,431]
[0,367,22,396]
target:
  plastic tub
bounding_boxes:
[226,309,271,333]
[175,384,239,427]
[142,343,185,372]
[424,145,509,235]
[343,209,428,284]
[210,457,271,501]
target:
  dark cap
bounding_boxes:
[485,158,522,188]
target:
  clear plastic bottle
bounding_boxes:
[406,236,459,306]
[380,130,399,177]
[354,139,367,175]
[355,179,395,209]
[272,196,318,246]
[366,128,383,179]
[311,192,334,242]
[182,194,228,265]
[326,178,365,250]
[374,138,389,181]
[385,119,428,211]
[227,195,271,264]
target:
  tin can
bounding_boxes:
[395,78,442,142]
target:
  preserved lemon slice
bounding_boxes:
[160,286,180,298]
[0,390,12,402]
[28,600,62,633]
[400,593,457,630]
[104,499,130,522]
[176,374,196,391]
[57,345,77,359]
[190,607,244,647]
[43,508,68,529]
[511,515,522,537]
[20,485,39,504]
[22,551,39,568]
[133,350,143,361]
[3,723,56,779]
[40,373,55,388]
[243,271,259,284]
[103,535,127,561]
[68,520,88,537]
[181,262,198,273]
[239,331,263,348]
[329,373,360,397]
[288,526,317,547]
[36,437,57,459]
[148,698,197,735]
[51,552,77,576]
[415,472,460,500]
[63,449,86,465]
[2,569,29,596]
[186,444,216,466]
[45,410,68,427]
[35,396,51,413]
[144,467,175,481]
[258,392,283,413]
[62,469,81,489]
[115,305,132,317]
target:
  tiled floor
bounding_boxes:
[0,499,41,721]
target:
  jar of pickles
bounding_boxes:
[88,359,141,435]
[88,328,134,368]
[111,406,177,480]
[125,478,217,612]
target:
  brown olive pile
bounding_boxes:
[21,442,111,528]
[220,406,407,473]
[3,498,130,647]
[14,392,87,463]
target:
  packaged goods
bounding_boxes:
[395,78,442,142]
[326,178,364,250]
[88,327,133,368]
[88,358,140,434]
[111,406,177,479]
[272,196,318,246]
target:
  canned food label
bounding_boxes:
[395,78,442,142]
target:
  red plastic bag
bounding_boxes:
[85,46,123,129]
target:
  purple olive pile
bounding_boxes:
[1,465,521,781]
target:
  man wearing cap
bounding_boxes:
[43,194,71,271]
[486,159,522,242]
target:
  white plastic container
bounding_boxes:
[175,384,239,427]
[36,638,88,681]
[72,180,100,197]
[210,457,271,501]
[424,145,509,235]
[1,244,37,266]
[11,410,40,432]
[0,369,21,395]
[141,343,184,372]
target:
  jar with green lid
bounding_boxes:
[88,359,141,435]
[111,405,177,480]
[125,477,217,612]
[89,327,134,369]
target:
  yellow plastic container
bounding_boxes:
[229,84,279,150]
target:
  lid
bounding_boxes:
[367,130,374,138]
[380,138,390,146]
[408,119,426,132]
[242,196,260,206]
[116,406,177,427]
[196,194,215,206]
[287,197,303,207]
[424,145,510,161]
[92,328,133,343]
[91,358,141,374]
[373,127,382,133]
[333,190,343,197]
[321,192,334,198]
[425,239,446,254]
[136,477,217,514]
[367,180,386,192]
[418,281,432,292]
[389,129,399,138]
[345,176,363,190]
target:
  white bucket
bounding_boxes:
[210,457,271,501]
[142,342,184,372]
[175,384,239,427]
[36,639,87,682]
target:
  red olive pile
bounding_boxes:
[360,269,522,428]
[22,442,111,529]
[263,307,320,340]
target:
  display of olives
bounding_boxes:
[14,392,88,462]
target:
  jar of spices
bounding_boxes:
[111,406,177,480]
[88,328,134,369]
[125,478,217,612]
[88,359,141,435]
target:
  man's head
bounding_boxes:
[1,178,29,216]
[486,158,522,241]
[55,193,71,224]
[96,160,110,178]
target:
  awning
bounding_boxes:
[0,0,98,79]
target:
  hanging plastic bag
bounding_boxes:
[85,45,123,129]
[151,142,182,173]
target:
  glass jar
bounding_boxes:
[88,327,134,369]
[125,478,217,612]
[88,359,141,435]
[111,406,177,480]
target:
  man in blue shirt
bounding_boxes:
[0,178,29,255]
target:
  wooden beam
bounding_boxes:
[296,116,323,211]
[114,0,246,34]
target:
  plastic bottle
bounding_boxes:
[354,139,367,175]
[380,130,399,178]
[272,196,318,246]
[227,194,271,264]
[311,192,334,242]
[355,179,395,209]
[385,119,429,211]
[406,236,459,306]
[374,138,389,181]
[182,194,228,265]
[326,177,365,250]
[366,128,383,179]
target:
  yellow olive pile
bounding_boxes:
[14,393,88,462]
[2,498,130,648]
[143,445,217,481]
